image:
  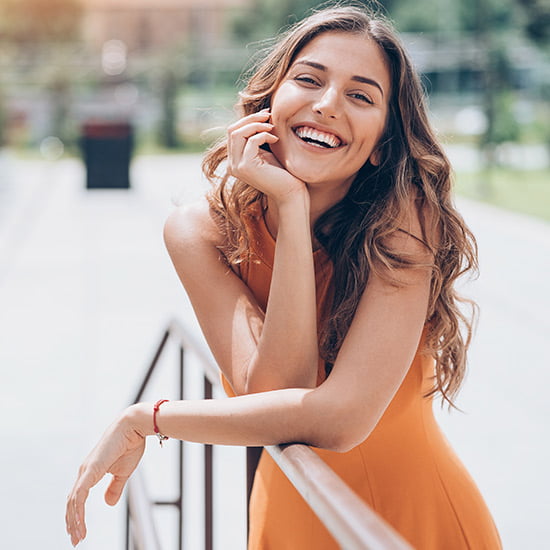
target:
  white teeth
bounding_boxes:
[295,126,341,148]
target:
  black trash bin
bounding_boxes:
[81,121,133,189]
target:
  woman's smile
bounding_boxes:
[293,124,345,149]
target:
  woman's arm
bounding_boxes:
[66,219,433,546]
[163,199,434,449]
[165,110,319,394]
[157,225,433,452]
[165,193,318,395]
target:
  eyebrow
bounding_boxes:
[293,60,385,98]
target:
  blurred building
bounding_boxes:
[81,0,252,53]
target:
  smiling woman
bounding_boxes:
[66,4,502,549]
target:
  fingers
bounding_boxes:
[228,122,275,170]
[229,122,275,158]
[66,461,101,546]
[66,479,90,547]
[227,108,271,134]
[227,110,274,175]
[239,132,279,163]
[228,133,279,183]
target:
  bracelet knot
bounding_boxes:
[153,399,169,447]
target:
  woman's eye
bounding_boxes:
[295,76,319,86]
[349,92,373,104]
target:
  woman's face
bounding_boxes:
[269,31,391,198]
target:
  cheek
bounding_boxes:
[270,83,303,120]
[356,115,386,151]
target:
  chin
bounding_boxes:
[287,168,317,184]
[284,160,325,184]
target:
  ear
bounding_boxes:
[369,148,381,166]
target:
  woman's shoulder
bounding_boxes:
[379,193,438,261]
[164,197,225,253]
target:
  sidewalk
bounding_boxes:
[0,153,548,549]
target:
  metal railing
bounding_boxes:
[125,319,413,550]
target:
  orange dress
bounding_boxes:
[222,203,502,550]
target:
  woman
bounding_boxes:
[66,5,502,548]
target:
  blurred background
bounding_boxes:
[0,0,548,193]
[0,0,549,204]
[0,0,548,549]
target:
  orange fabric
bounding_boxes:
[223,202,502,550]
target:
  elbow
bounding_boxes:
[320,427,373,454]
[331,435,368,454]
[303,392,379,453]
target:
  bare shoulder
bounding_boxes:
[163,197,224,254]
[387,193,439,259]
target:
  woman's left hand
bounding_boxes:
[65,407,146,546]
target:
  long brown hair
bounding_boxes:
[203,4,478,406]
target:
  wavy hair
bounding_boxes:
[203,3,478,406]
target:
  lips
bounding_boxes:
[293,125,344,149]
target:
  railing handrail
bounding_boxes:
[267,444,412,549]
[127,319,413,550]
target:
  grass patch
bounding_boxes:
[455,169,550,223]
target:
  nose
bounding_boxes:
[312,87,340,119]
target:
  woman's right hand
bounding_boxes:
[227,109,306,205]
[66,407,146,546]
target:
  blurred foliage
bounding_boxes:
[456,169,550,222]
[517,0,550,46]
[232,0,328,41]
[231,0,536,38]
[158,69,180,149]
[0,0,83,46]
[0,0,547,162]
[0,89,6,147]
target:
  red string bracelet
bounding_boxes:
[153,399,169,447]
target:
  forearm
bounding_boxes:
[244,191,319,392]
[128,387,338,450]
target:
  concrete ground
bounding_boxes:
[0,152,548,549]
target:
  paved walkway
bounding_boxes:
[0,153,548,549]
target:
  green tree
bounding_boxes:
[158,69,180,149]
[517,0,550,46]
[515,0,550,158]
[232,0,347,43]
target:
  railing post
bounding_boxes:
[125,496,131,550]
[246,446,262,538]
[178,345,185,550]
[133,329,171,403]
[204,375,213,550]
